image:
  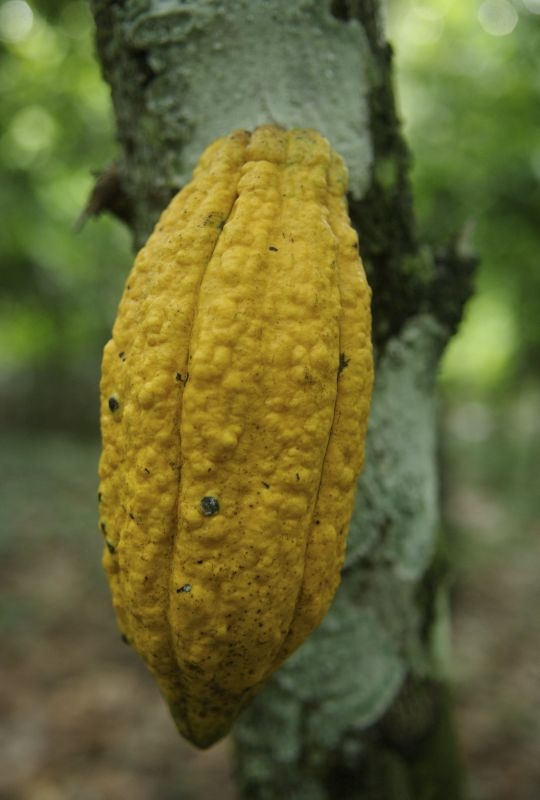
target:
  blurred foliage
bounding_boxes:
[0,0,539,427]
[0,0,130,426]
[389,0,540,393]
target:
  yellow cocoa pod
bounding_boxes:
[98,126,373,748]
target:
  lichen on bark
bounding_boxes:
[91,0,374,246]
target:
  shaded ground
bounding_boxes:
[443,388,540,800]
[0,406,538,798]
[0,435,236,800]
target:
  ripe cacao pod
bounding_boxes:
[98,126,373,748]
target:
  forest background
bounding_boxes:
[1,1,539,798]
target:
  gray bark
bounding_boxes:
[89,1,472,797]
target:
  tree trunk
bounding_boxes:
[90,1,473,797]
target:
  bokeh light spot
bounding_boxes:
[0,0,33,42]
[440,293,518,389]
[9,106,58,159]
[478,0,518,36]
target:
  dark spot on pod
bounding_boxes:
[106,540,116,554]
[175,372,189,385]
[121,634,130,645]
[177,584,192,593]
[296,473,300,481]
[338,352,350,375]
[98,492,102,503]
[128,512,135,520]
[203,212,225,229]
[268,245,278,252]
[144,467,150,475]
[200,496,219,516]
[108,396,120,412]
[196,560,204,564]
[100,521,107,534]
[315,519,320,525]
[118,351,126,361]
[261,481,270,489]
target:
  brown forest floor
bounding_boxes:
[0,423,538,800]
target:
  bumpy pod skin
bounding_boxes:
[98,126,373,748]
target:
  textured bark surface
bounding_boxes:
[90,1,471,797]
